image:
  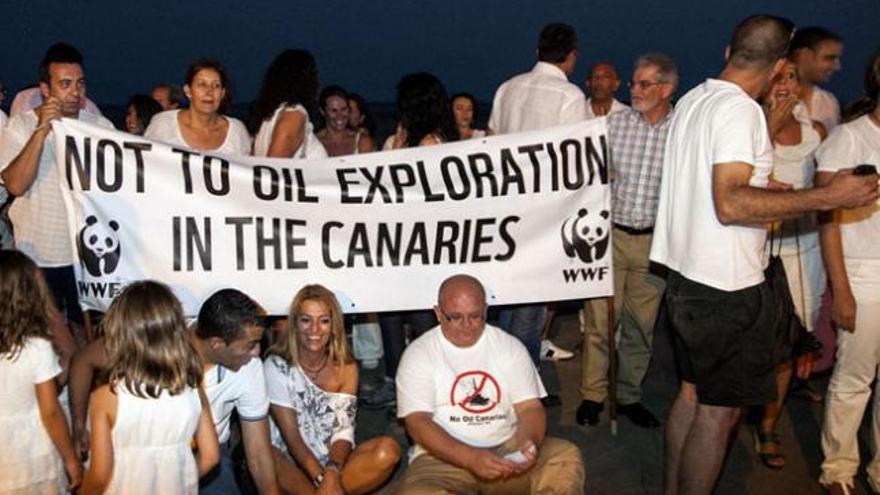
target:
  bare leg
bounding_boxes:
[757,362,794,466]
[677,403,741,495]
[342,437,402,495]
[665,382,697,495]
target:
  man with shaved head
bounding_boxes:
[395,274,584,494]
[650,15,878,495]
[584,62,630,119]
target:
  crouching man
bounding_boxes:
[396,274,585,494]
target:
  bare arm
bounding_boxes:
[507,399,546,474]
[1,97,61,196]
[266,111,306,158]
[240,419,281,495]
[36,377,82,492]
[270,404,324,482]
[404,412,517,480]
[816,171,856,331]
[195,386,220,477]
[712,161,879,225]
[82,385,115,495]
[70,338,108,459]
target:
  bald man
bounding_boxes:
[584,62,630,119]
[396,275,584,494]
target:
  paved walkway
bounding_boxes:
[357,303,874,494]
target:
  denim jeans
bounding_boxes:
[497,304,547,366]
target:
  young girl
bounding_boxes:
[82,281,219,494]
[0,250,81,494]
[265,284,400,495]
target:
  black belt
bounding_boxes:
[613,223,653,235]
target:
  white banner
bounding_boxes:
[54,118,613,316]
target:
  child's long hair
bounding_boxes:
[267,284,352,368]
[0,251,57,359]
[103,280,202,398]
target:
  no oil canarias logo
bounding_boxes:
[450,371,501,414]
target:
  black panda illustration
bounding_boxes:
[77,215,121,277]
[561,208,610,263]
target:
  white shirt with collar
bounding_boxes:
[488,61,588,134]
[585,97,630,120]
[204,357,269,444]
[0,110,114,266]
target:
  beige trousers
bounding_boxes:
[580,229,665,404]
[399,436,585,494]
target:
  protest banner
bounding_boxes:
[55,118,612,316]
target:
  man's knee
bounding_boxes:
[534,437,586,493]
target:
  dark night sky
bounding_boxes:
[1,1,876,108]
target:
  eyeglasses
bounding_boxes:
[628,79,665,90]
[440,311,486,326]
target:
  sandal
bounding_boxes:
[754,429,785,470]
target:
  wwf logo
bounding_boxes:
[561,208,610,263]
[77,215,121,277]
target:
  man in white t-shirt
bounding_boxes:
[650,16,879,495]
[396,274,584,494]
[0,43,113,330]
[190,289,280,495]
[584,62,630,119]
[487,23,587,394]
[789,26,843,131]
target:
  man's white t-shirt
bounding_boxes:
[0,110,114,266]
[144,110,252,156]
[650,79,773,291]
[585,97,630,120]
[816,114,880,260]
[488,62,587,134]
[396,324,546,460]
[204,357,269,444]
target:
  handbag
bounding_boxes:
[764,224,811,364]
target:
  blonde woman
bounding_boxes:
[265,284,400,494]
[82,281,219,494]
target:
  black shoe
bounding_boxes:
[576,400,603,426]
[541,393,562,408]
[618,402,660,428]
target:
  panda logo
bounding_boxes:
[561,208,610,263]
[77,215,121,277]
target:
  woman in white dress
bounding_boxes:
[145,59,251,155]
[755,60,827,469]
[248,49,327,159]
[265,284,400,495]
[451,92,487,140]
[316,85,375,157]
[82,281,219,495]
[0,251,81,495]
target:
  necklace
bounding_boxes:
[299,353,329,381]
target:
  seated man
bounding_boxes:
[397,274,585,494]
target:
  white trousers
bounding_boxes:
[780,243,826,331]
[820,259,880,490]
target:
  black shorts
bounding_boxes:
[667,271,776,407]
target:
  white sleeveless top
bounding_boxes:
[252,104,328,159]
[144,110,252,155]
[105,385,202,495]
[771,103,822,255]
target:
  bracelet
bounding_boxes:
[312,471,324,488]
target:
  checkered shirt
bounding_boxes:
[608,107,674,229]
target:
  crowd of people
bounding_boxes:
[1,12,879,495]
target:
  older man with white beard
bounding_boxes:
[578,53,678,429]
